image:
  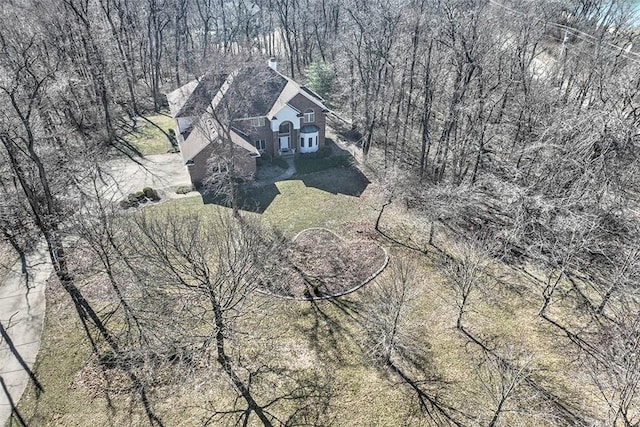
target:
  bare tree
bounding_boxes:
[474,347,534,426]
[580,302,640,426]
[362,260,465,426]
[127,208,331,426]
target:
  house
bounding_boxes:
[166,58,329,188]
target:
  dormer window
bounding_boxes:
[303,109,315,123]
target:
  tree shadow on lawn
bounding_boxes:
[294,138,370,197]
[298,296,365,366]
[297,165,369,197]
[201,165,369,213]
[200,183,280,214]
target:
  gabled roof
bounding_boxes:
[166,80,199,117]
[223,66,290,118]
[168,64,326,122]
[180,122,259,163]
[266,78,328,119]
[167,72,229,118]
[179,121,215,163]
[166,63,326,163]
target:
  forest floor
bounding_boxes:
[11,145,613,426]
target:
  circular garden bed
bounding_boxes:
[260,228,388,300]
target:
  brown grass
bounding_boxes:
[263,228,387,299]
[14,167,621,426]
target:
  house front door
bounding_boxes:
[279,136,290,151]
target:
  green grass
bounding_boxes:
[294,154,350,175]
[176,185,364,237]
[262,180,361,235]
[124,114,176,156]
[271,157,289,170]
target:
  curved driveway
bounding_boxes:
[0,152,191,426]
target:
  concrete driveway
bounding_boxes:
[0,153,191,426]
[102,153,192,201]
[0,243,51,426]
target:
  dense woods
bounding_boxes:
[1,0,640,425]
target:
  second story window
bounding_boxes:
[303,109,315,123]
[212,162,229,174]
[250,117,265,127]
[279,121,291,135]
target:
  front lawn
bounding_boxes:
[294,153,350,175]
[15,160,606,426]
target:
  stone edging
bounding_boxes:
[257,227,389,301]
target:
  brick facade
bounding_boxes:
[232,94,326,158]
[288,93,327,150]
[189,140,257,188]
[168,64,328,187]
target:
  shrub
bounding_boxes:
[142,187,160,201]
[175,185,193,195]
[167,128,178,148]
[121,187,160,208]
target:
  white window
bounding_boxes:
[250,117,266,127]
[300,137,304,148]
[279,121,291,134]
[303,109,315,123]
[255,139,266,151]
[212,163,229,174]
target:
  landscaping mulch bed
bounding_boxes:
[262,228,388,300]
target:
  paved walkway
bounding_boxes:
[245,157,296,189]
[0,242,51,426]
